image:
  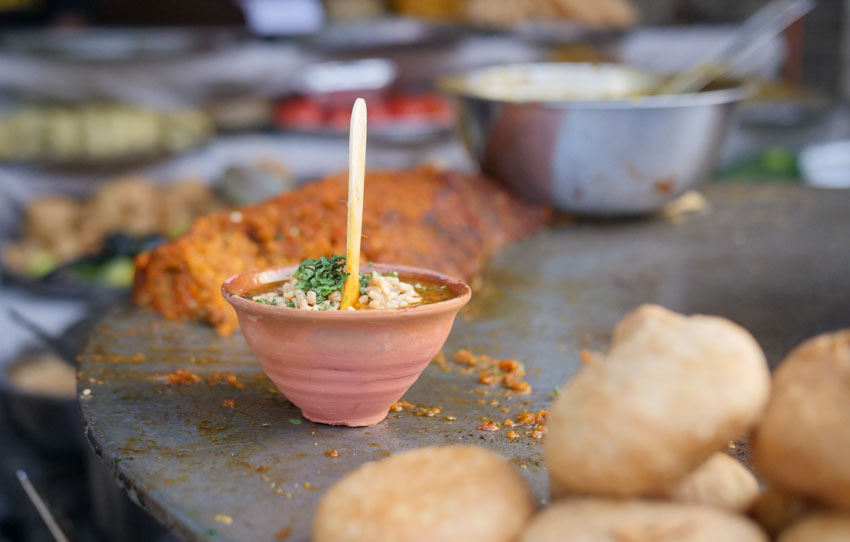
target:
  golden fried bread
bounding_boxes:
[520,499,768,542]
[546,304,770,496]
[778,513,850,542]
[663,453,759,513]
[313,445,534,542]
[752,330,850,509]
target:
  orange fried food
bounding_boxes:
[134,168,549,334]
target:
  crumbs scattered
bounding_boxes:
[430,350,450,372]
[325,449,339,457]
[276,527,291,539]
[164,369,201,386]
[453,349,532,394]
[213,514,232,525]
[508,410,549,440]
[415,406,441,417]
[390,400,442,417]
[477,421,500,432]
[256,465,269,472]
[656,190,709,224]
[580,349,602,365]
[221,399,236,409]
[389,400,414,412]
[207,373,245,389]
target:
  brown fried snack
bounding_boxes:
[134,167,549,334]
[752,330,850,510]
[778,513,850,542]
[751,486,816,537]
[520,499,768,542]
[313,445,534,542]
[546,304,770,497]
[663,453,759,513]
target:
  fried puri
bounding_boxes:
[751,487,816,538]
[313,445,534,542]
[778,513,850,542]
[551,453,760,513]
[752,330,850,509]
[663,453,759,513]
[546,304,770,496]
[520,499,768,542]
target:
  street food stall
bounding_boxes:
[1,1,850,541]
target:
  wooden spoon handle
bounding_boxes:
[341,98,367,309]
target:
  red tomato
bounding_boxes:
[275,97,325,128]
[326,106,351,130]
[386,94,450,120]
[366,101,392,126]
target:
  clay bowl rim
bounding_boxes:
[222,263,472,320]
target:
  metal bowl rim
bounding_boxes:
[440,62,753,109]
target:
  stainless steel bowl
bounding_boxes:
[442,63,750,215]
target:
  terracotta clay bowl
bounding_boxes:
[222,264,471,427]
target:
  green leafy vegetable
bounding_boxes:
[253,297,277,305]
[293,255,348,303]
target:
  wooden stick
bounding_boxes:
[341,98,367,309]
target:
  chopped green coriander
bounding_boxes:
[293,255,348,303]
[286,300,296,308]
[552,386,560,396]
[288,418,302,425]
[254,297,277,305]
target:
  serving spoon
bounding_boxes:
[656,0,816,95]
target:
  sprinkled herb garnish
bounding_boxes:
[293,255,348,303]
[253,297,277,305]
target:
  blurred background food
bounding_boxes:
[0,105,212,165]
[392,0,637,29]
[2,158,296,291]
[2,177,222,286]
[5,352,76,399]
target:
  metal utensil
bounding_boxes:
[442,63,749,214]
[7,308,78,366]
[16,471,71,542]
[657,0,816,95]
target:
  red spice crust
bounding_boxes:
[133,167,549,334]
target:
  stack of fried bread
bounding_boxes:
[313,305,850,541]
